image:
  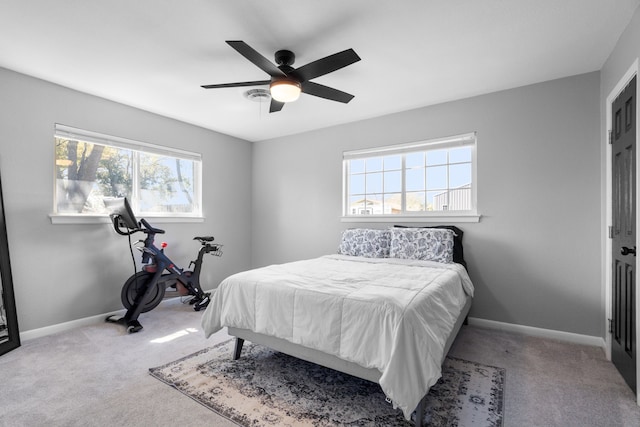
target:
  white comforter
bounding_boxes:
[201,254,474,419]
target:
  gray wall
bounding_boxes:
[253,71,602,337]
[0,67,252,332]
[601,4,640,96]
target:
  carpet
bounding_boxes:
[149,339,505,426]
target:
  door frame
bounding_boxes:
[605,58,640,404]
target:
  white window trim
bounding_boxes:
[341,132,480,223]
[49,214,205,225]
[52,124,204,224]
[340,213,481,223]
[54,124,201,161]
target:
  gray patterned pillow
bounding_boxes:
[338,228,390,258]
[389,228,455,263]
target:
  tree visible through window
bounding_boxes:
[54,125,201,216]
[343,133,476,217]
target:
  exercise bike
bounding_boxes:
[104,197,222,333]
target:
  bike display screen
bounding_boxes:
[104,197,138,229]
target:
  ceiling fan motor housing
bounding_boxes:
[274,49,295,67]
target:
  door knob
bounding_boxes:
[621,246,636,256]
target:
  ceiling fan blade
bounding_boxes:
[226,40,286,78]
[201,80,270,89]
[302,81,355,103]
[291,48,360,82]
[269,98,285,113]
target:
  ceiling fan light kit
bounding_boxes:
[270,78,301,103]
[202,40,360,113]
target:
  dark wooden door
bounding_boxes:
[612,75,637,393]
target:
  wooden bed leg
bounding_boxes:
[233,338,244,360]
[414,395,426,427]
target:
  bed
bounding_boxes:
[201,226,474,426]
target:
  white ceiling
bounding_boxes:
[1,0,638,142]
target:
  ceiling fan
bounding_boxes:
[201,41,361,113]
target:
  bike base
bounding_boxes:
[105,315,143,333]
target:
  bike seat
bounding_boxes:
[194,236,214,242]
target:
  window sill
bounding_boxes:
[340,213,481,223]
[49,214,205,225]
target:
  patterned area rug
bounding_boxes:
[149,339,505,426]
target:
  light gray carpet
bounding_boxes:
[448,326,640,427]
[0,298,639,427]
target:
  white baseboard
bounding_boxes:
[468,317,606,350]
[20,309,126,341]
[19,295,200,341]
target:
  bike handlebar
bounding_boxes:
[112,216,140,236]
[140,218,165,235]
[114,214,221,258]
[111,216,166,236]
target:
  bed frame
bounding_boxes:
[228,295,472,427]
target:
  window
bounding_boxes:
[343,133,478,220]
[53,124,202,219]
